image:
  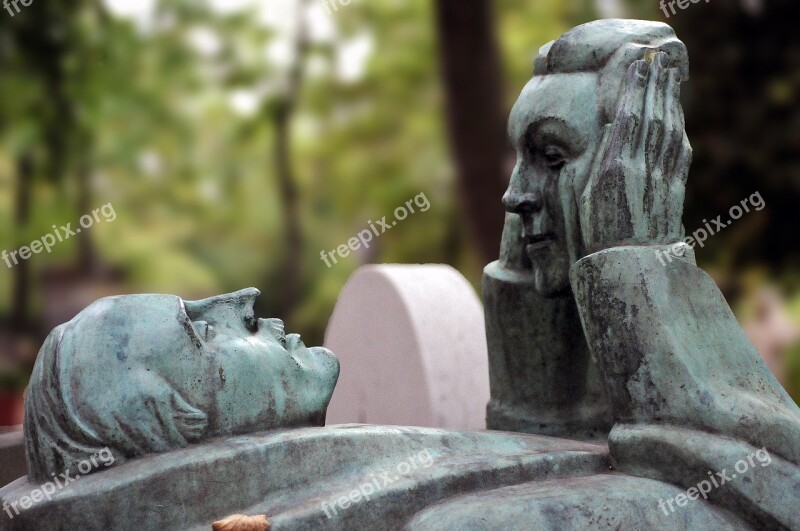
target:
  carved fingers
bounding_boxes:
[643,53,669,171]
[581,51,690,252]
[611,59,649,164]
[657,57,691,240]
[669,133,692,236]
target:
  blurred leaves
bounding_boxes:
[0,0,797,398]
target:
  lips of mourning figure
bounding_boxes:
[503,191,557,250]
[523,226,556,251]
[518,215,555,250]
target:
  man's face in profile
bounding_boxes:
[69,288,339,440]
[182,288,340,433]
[503,72,604,296]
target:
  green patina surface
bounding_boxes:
[2,19,798,531]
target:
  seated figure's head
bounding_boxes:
[24,288,339,482]
[501,19,690,296]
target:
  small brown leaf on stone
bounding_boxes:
[211,513,270,531]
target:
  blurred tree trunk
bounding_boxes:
[434,0,510,264]
[269,0,309,318]
[75,133,95,273]
[11,153,34,331]
[667,0,800,288]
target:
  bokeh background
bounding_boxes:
[1,0,798,423]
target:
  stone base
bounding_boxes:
[487,399,611,441]
[0,428,25,488]
[406,473,749,530]
[0,425,750,530]
[483,261,612,440]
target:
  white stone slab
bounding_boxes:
[324,264,489,430]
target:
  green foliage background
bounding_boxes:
[0,0,798,401]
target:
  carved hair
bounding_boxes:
[24,296,209,483]
[534,19,690,123]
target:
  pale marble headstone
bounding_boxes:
[324,264,490,430]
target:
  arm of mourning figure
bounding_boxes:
[574,50,800,464]
[570,53,800,529]
[569,242,800,529]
